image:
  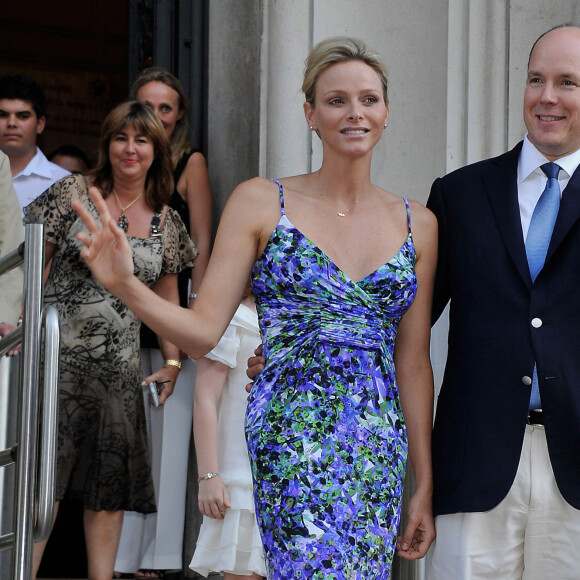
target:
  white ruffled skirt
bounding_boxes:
[190,485,266,577]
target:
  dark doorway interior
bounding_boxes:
[0,1,130,167]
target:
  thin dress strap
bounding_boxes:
[403,197,412,233]
[272,178,285,216]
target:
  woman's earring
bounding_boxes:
[384,123,388,128]
[309,125,314,130]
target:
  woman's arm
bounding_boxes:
[143,272,181,405]
[180,152,212,298]
[194,356,231,519]
[393,201,438,560]
[73,179,278,359]
[44,241,57,265]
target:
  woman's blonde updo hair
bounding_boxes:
[302,37,389,107]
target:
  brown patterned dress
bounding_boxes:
[24,174,197,512]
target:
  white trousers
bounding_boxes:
[427,425,580,580]
[114,349,196,573]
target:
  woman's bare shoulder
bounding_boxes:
[229,176,281,204]
[374,189,437,238]
[406,198,437,231]
[184,150,208,171]
[218,177,283,236]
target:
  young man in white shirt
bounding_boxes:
[0,73,69,212]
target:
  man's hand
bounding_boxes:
[0,322,21,356]
[0,322,15,339]
[245,344,265,393]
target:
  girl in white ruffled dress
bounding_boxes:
[190,288,266,580]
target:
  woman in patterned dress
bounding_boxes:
[25,101,197,580]
[74,37,437,579]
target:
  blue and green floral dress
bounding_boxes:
[246,180,417,579]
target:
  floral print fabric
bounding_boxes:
[246,180,417,579]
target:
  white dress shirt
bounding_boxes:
[12,147,70,213]
[518,136,580,240]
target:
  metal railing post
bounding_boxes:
[11,224,45,580]
[0,356,20,578]
[34,306,60,542]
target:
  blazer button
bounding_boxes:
[522,376,532,386]
[531,317,542,328]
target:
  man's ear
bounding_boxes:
[36,115,46,135]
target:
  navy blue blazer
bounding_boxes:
[427,142,580,516]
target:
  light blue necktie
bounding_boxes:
[525,162,561,409]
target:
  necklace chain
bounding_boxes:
[112,188,144,232]
[318,176,362,217]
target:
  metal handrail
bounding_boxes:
[12,224,45,578]
[0,447,15,469]
[34,306,60,542]
[0,327,23,358]
[0,242,24,277]
[0,355,19,560]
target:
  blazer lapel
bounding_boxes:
[546,165,580,263]
[484,143,532,286]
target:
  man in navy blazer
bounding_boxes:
[426,24,580,579]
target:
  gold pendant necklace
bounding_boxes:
[318,179,362,217]
[112,188,144,232]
